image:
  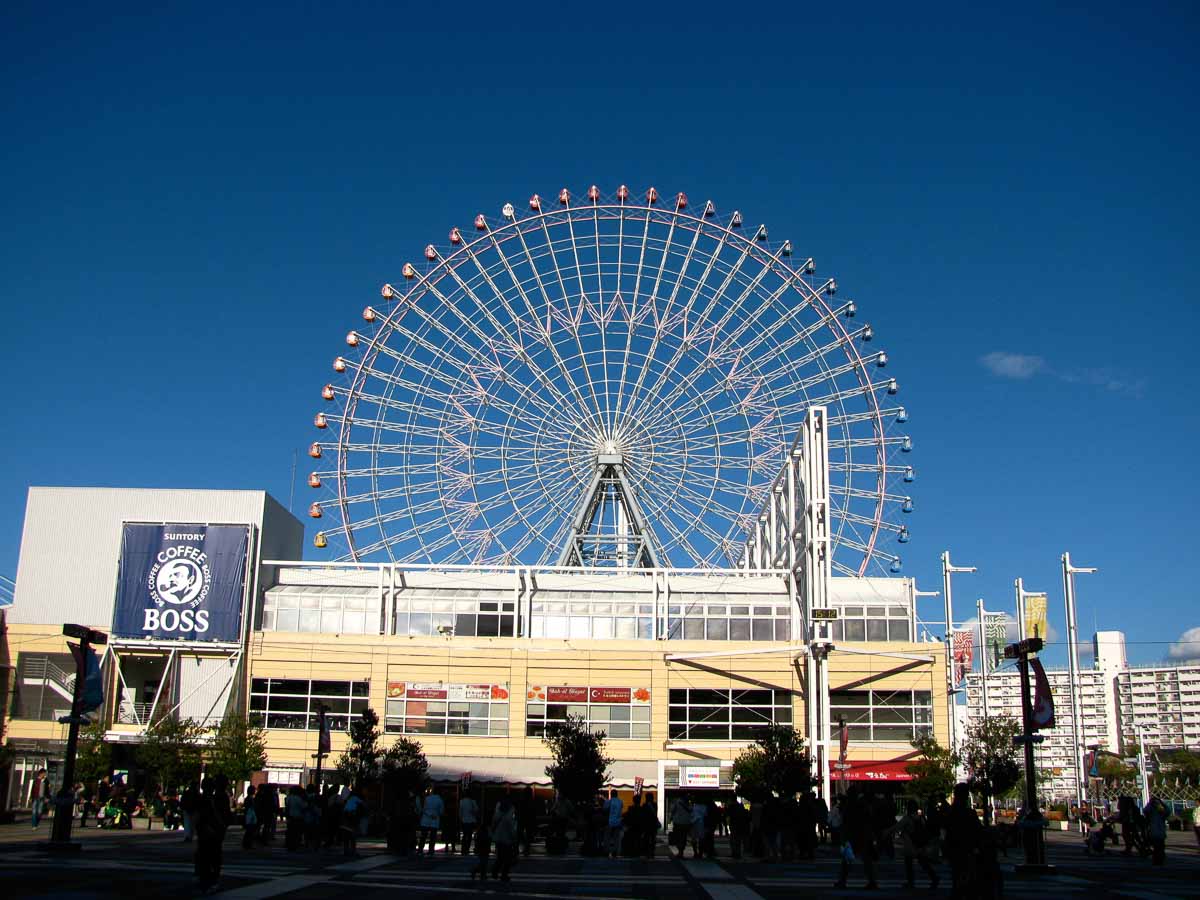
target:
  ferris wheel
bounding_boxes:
[307,186,913,575]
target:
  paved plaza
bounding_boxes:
[1,821,1197,899]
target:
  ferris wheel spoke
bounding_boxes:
[618,218,733,426]
[529,215,608,427]
[450,240,594,425]
[487,223,607,434]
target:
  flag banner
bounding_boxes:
[838,718,849,765]
[1030,657,1056,730]
[985,613,1008,670]
[1023,593,1049,641]
[634,776,644,796]
[952,629,975,685]
[113,523,249,642]
[317,708,332,754]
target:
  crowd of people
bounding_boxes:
[28,772,1185,895]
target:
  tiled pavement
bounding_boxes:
[1,821,1197,898]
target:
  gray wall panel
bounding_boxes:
[11,487,302,629]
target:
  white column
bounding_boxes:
[941,552,975,751]
[1062,552,1096,813]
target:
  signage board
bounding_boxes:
[386,682,509,702]
[530,686,651,704]
[679,765,721,788]
[812,608,839,621]
[113,524,249,642]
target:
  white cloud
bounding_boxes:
[980,351,1145,398]
[1168,626,1200,661]
[980,352,1045,379]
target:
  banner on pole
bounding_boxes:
[984,613,1008,670]
[952,629,975,686]
[1023,593,1049,641]
[317,707,332,755]
[634,776,644,796]
[1030,657,1056,730]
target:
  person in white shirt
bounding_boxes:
[418,788,445,857]
[459,792,480,855]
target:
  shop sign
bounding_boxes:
[386,682,509,701]
[532,685,652,704]
[113,523,249,642]
[680,765,721,788]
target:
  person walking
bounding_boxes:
[889,799,939,890]
[490,795,519,882]
[459,790,480,855]
[242,785,259,849]
[603,789,624,859]
[691,796,709,859]
[639,793,660,858]
[418,787,445,857]
[341,789,364,857]
[1144,795,1168,866]
[833,791,879,891]
[30,769,48,829]
[285,785,307,852]
[180,780,198,841]
[944,783,982,898]
[727,798,748,860]
[470,805,493,881]
[194,776,230,894]
[669,795,692,858]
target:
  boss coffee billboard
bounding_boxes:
[113,524,250,642]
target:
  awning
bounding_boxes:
[830,759,914,782]
[426,755,657,788]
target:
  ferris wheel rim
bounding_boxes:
[316,188,906,574]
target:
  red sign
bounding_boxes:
[829,759,914,782]
[407,687,448,700]
[634,776,644,796]
[589,687,631,704]
[546,686,589,703]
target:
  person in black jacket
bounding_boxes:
[194,776,230,894]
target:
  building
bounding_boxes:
[1116,663,1200,751]
[3,485,949,823]
[962,629,1200,801]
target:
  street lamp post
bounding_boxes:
[49,623,108,851]
[941,551,976,751]
[1006,636,1053,874]
[1061,552,1097,815]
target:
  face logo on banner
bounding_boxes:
[148,536,212,608]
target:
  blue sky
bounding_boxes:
[3,2,1197,666]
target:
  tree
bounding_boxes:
[906,734,960,808]
[1097,753,1136,783]
[138,714,206,793]
[732,724,812,800]
[381,736,429,797]
[336,707,384,789]
[207,714,268,784]
[75,720,113,788]
[1160,748,1200,784]
[960,716,1020,821]
[542,714,612,805]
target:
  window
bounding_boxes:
[384,682,510,736]
[829,690,933,743]
[250,678,369,731]
[262,587,378,635]
[830,606,911,642]
[525,686,651,740]
[394,589,516,637]
[12,653,87,722]
[530,591,653,640]
[667,594,791,642]
[668,688,792,741]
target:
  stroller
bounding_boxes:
[1084,815,1116,855]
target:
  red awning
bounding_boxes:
[830,759,914,782]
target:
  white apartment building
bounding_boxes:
[965,664,1113,801]
[1117,664,1200,751]
[963,630,1200,801]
